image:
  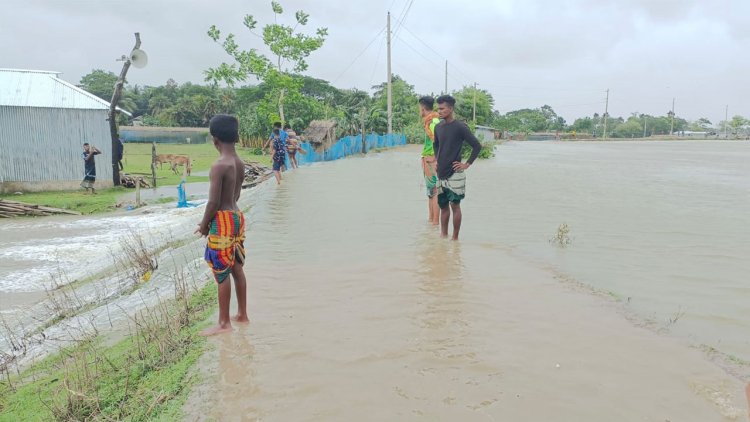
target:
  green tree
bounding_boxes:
[452,86,494,126]
[498,108,547,133]
[79,69,138,115]
[691,117,712,131]
[371,75,419,133]
[540,105,565,130]
[205,1,328,125]
[571,117,594,133]
[79,69,118,101]
[335,89,372,135]
[730,115,748,133]
[613,117,644,138]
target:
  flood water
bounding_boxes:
[188,141,750,421]
[482,141,750,360]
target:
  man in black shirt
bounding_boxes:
[81,142,101,194]
[433,95,482,240]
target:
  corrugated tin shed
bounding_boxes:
[0,68,131,115]
[0,69,123,191]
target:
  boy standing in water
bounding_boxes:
[196,114,249,336]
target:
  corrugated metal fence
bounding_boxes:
[0,106,113,183]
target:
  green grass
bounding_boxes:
[122,143,271,186]
[0,187,127,214]
[0,282,218,421]
[1,143,271,215]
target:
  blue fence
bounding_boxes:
[293,133,406,166]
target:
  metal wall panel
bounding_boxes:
[0,106,113,183]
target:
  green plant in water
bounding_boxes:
[550,223,572,247]
[461,142,495,160]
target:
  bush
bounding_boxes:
[402,121,424,144]
[461,142,495,160]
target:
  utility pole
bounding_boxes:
[670,97,675,135]
[725,104,729,138]
[603,89,609,139]
[110,33,142,186]
[444,60,448,94]
[472,82,477,124]
[643,116,647,138]
[386,12,393,134]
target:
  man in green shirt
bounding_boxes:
[419,96,441,225]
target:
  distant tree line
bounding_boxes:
[78,1,748,143]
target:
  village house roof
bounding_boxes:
[0,68,131,115]
[303,119,337,144]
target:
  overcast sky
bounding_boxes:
[3,0,748,124]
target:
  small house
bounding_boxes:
[0,68,130,192]
[302,120,338,151]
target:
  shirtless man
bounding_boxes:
[196,114,249,336]
[284,123,300,169]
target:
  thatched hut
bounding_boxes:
[302,120,337,151]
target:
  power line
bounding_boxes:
[392,62,442,88]
[392,0,415,39]
[447,63,476,86]
[333,25,386,83]
[392,18,475,87]
[400,25,443,61]
[393,33,442,69]
[369,33,386,85]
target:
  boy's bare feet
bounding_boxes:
[199,323,232,336]
[231,314,250,324]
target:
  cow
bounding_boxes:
[170,155,192,176]
[154,154,176,169]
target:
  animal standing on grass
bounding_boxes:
[154,154,176,169]
[171,156,192,176]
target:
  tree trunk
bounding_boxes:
[278,88,285,124]
[109,32,141,186]
[151,142,157,188]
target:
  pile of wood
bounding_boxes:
[120,173,151,189]
[0,199,81,218]
[242,161,272,189]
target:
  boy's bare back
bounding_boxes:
[209,154,245,211]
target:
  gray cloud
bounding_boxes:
[1,0,748,123]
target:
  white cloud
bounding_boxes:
[1,0,748,122]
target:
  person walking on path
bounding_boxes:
[264,127,287,185]
[284,123,301,169]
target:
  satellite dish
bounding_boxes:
[130,48,148,68]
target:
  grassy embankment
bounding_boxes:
[0,143,271,214]
[0,278,218,421]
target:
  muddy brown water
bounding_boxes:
[185,143,749,421]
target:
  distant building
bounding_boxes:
[475,125,499,141]
[0,68,130,192]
